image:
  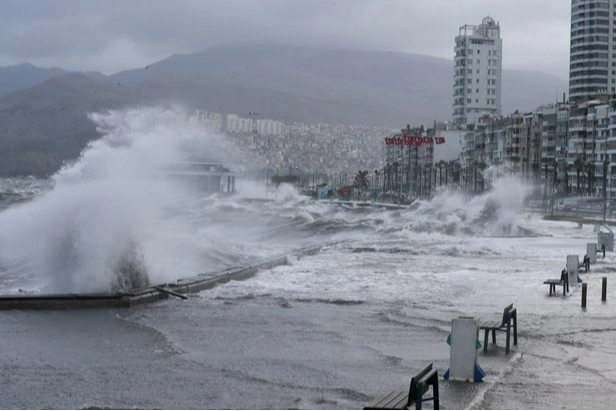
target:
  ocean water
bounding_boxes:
[0,108,614,409]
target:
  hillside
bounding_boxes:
[0,63,66,97]
[0,44,569,176]
[0,73,141,176]
[109,44,568,126]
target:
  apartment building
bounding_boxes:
[453,16,503,126]
[569,0,616,102]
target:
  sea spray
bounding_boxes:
[0,107,238,293]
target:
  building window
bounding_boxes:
[467,88,472,93]
[467,98,472,103]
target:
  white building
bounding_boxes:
[569,0,614,102]
[256,119,284,135]
[452,16,503,126]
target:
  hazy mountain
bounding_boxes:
[0,44,569,176]
[0,73,140,176]
[0,63,66,96]
[111,44,568,125]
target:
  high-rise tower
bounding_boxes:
[569,0,613,102]
[452,16,502,126]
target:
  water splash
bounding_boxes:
[0,107,237,293]
[0,118,535,294]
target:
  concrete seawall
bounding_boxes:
[0,244,326,310]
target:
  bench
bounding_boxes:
[579,255,590,272]
[479,303,518,354]
[600,243,606,258]
[364,363,439,410]
[543,270,569,297]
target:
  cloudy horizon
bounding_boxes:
[1,0,570,79]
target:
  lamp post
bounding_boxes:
[604,160,609,222]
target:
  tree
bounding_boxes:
[271,174,300,186]
[585,161,595,196]
[437,160,446,186]
[563,162,571,195]
[353,170,369,193]
[384,164,392,191]
[449,160,461,185]
[574,156,584,195]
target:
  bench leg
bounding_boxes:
[492,329,496,344]
[432,377,439,410]
[549,284,554,296]
[416,386,422,410]
[513,312,518,346]
[483,328,489,352]
[506,323,511,354]
[566,278,570,293]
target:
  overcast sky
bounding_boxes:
[0,0,570,79]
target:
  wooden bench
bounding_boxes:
[544,270,569,297]
[364,363,439,410]
[479,304,518,354]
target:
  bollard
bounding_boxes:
[602,277,607,302]
[582,283,587,308]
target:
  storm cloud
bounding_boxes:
[0,0,570,78]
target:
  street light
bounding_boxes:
[603,160,609,222]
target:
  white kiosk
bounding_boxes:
[587,243,598,264]
[444,317,485,382]
[566,254,579,287]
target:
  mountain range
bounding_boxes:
[0,44,568,176]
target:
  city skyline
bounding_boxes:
[0,1,570,79]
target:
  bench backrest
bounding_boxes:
[407,363,437,408]
[501,303,514,326]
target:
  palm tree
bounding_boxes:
[574,156,584,195]
[449,160,461,186]
[438,160,446,186]
[383,164,391,192]
[393,161,400,191]
[353,170,369,194]
[585,161,596,196]
[477,161,487,192]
